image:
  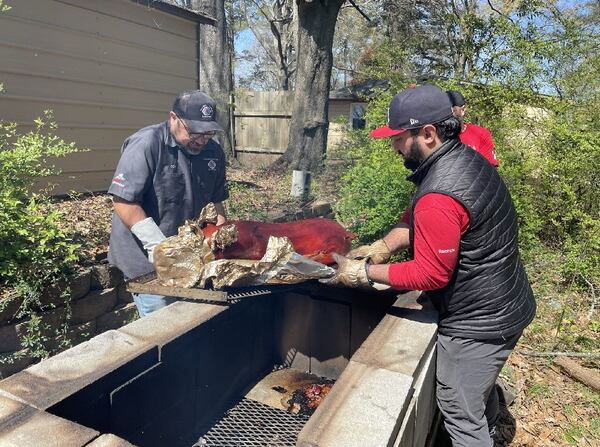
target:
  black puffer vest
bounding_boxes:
[407,139,536,340]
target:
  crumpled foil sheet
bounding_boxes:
[199,236,335,289]
[210,224,238,251]
[154,203,335,289]
[196,202,218,226]
[153,224,215,288]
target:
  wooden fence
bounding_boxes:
[233,90,349,166]
[233,91,293,166]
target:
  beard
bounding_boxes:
[403,139,423,171]
[182,141,207,155]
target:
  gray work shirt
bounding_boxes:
[107,121,228,279]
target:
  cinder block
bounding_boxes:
[86,433,137,447]
[116,284,133,304]
[394,397,416,447]
[412,344,437,447]
[71,288,118,324]
[96,303,138,333]
[0,307,68,353]
[45,321,97,351]
[0,330,157,410]
[0,349,35,380]
[0,290,23,325]
[352,291,438,378]
[118,301,226,351]
[109,362,196,444]
[91,264,124,290]
[0,395,98,446]
[297,360,414,447]
[38,269,92,309]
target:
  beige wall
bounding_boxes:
[0,0,199,194]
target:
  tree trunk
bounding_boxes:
[272,0,343,171]
[192,0,235,159]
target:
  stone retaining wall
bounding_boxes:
[0,200,336,380]
[0,263,139,379]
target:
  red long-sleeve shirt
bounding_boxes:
[389,193,469,290]
[460,123,498,167]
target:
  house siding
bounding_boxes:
[0,0,199,194]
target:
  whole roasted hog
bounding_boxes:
[202,218,353,266]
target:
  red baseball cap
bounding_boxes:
[371,84,454,139]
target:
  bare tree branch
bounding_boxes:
[345,0,372,22]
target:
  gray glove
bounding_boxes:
[320,253,372,289]
[346,239,391,265]
[131,217,166,264]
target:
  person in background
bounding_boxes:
[108,90,228,317]
[325,84,535,446]
[447,89,499,167]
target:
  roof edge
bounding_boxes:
[129,0,216,24]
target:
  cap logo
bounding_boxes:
[200,104,214,119]
[410,118,419,125]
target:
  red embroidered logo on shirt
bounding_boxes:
[111,173,126,187]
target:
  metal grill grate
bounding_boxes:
[194,398,310,447]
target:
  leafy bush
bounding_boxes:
[333,81,415,244]
[0,111,82,315]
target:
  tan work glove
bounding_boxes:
[320,253,372,288]
[347,239,391,265]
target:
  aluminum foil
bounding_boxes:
[154,202,335,289]
[196,202,218,226]
[199,236,335,289]
[153,224,214,288]
[210,224,238,251]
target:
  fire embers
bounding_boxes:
[286,381,334,416]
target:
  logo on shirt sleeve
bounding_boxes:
[111,173,127,187]
[207,159,217,171]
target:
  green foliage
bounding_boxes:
[0,111,82,325]
[333,82,414,244]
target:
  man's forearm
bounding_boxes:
[366,264,391,285]
[214,202,227,226]
[113,196,147,229]
[382,224,410,253]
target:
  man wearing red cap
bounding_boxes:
[447,90,499,167]
[324,84,535,446]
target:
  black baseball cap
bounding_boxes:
[447,90,466,107]
[172,90,224,133]
[371,84,454,138]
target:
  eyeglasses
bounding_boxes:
[177,116,216,141]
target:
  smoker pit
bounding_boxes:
[0,283,439,447]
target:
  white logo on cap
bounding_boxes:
[410,118,419,125]
[201,104,214,119]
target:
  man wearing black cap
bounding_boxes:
[325,84,535,446]
[107,90,229,316]
[447,89,498,167]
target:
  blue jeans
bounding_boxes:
[132,293,177,317]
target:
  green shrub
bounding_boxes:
[332,83,414,244]
[0,111,82,318]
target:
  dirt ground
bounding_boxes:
[52,166,599,446]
